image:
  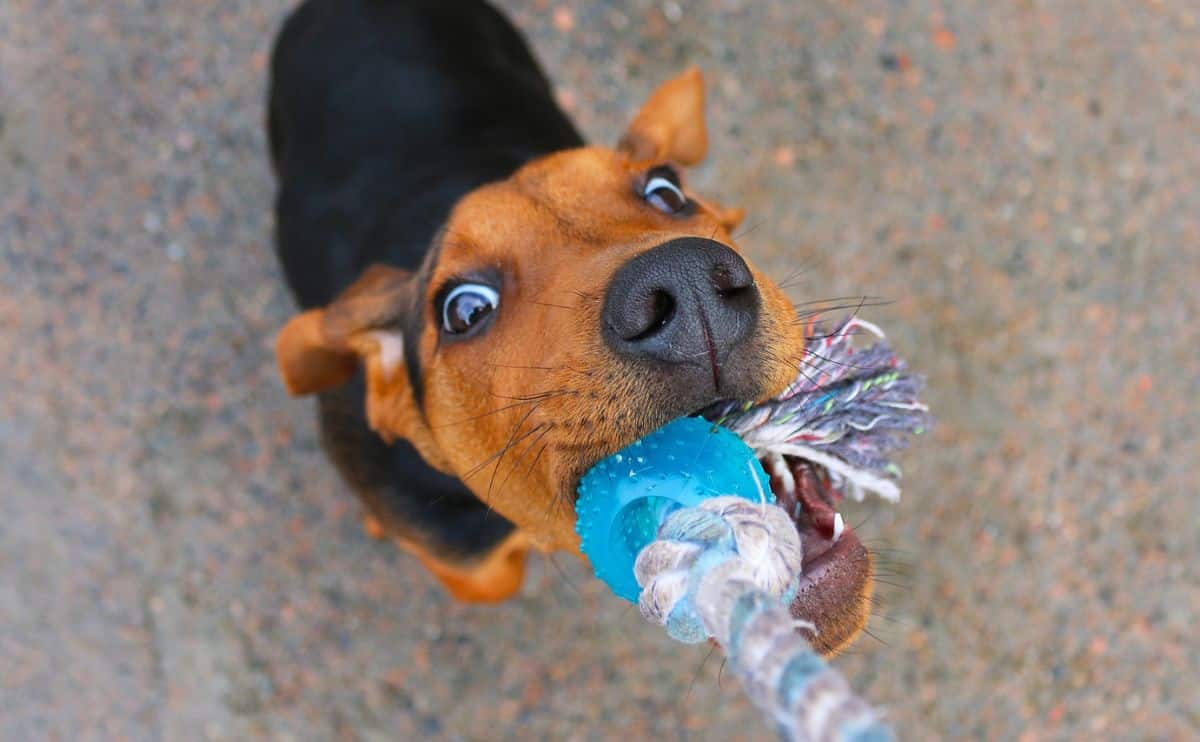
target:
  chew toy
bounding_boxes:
[575,317,930,742]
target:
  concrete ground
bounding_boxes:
[3,0,1197,739]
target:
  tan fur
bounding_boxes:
[618,66,708,165]
[394,530,530,603]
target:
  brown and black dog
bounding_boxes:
[270,0,870,654]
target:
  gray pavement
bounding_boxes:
[2,0,1197,739]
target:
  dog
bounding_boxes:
[269,0,871,655]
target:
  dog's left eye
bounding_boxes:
[642,166,690,215]
[441,283,500,335]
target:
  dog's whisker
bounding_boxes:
[732,219,767,240]
[798,348,877,372]
[430,396,551,429]
[775,272,806,292]
[484,403,546,501]
[485,362,565,372]
[460,417,545,483]
[497,422,555,494]
[523,431,555,480]
[487,388,578,403]
[790,299,893,322]
[859,626,889,648]
[544,552,582,598]
[684,643,720,705]
[796,327,875,342]
[791,294,886,309]
[482,421,545,504]
[852,509,882,532]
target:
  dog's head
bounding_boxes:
[277,70,870,653]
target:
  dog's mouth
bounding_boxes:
[690,402,873,656]
[567,399,874,656]
[760,452,873,656]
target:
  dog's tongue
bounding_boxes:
[775,458,841,536]
[768,455,873,656]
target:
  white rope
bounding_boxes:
[633,497,893,742]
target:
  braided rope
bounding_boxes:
[710,317,931,503]
[634,497,894,742]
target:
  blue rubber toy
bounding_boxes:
[574,416,773,602]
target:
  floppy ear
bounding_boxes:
[619,66,708,166]
[276,265,414,395]
[276,265,444,465]
[275,308,360,396]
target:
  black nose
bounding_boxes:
[602,237,759,387]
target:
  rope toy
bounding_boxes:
[575,317,930,742]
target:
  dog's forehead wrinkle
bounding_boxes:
[508,179,615,247]
[426,229,484,273]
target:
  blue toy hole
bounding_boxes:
[611,496,681,567]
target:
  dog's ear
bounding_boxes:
[619,66,708,166]
[276,265,414,396]
[276,265,444,465]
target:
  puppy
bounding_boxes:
[270,0,868,654]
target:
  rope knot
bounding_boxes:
[631,496,893,742]
[634,496,803,643]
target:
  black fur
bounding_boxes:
[269,0,583,561]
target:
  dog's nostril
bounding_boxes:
[625,289,676,341]
[711,263,753,297]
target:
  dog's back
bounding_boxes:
[269,0,581,307]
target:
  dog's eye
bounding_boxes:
[441,283,500,335]
[642,166,689,215]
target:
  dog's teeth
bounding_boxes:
[767,452,796,495]
[832,512,845,542]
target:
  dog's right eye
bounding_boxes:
[642,165,691,215]
[441,283,500,335]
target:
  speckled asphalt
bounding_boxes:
[3,0,1198,739]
